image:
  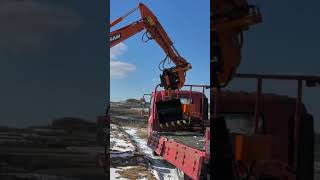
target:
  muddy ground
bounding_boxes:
[110,99,320,180]
[110,100,181,180]
[110,123,157,180]
[0,118,106,180]
[315,134,320,180]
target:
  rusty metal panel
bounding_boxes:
[234,134,272,161]
[147,133,167,156]
[162,140,205,180]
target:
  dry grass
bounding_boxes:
[110,154,145,168]
[117,166,157,180]
[136,128,148,140]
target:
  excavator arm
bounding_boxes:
[211,1,262,179]
[110,3,191,90]
[211,0,262,87]
[110,20,144,47]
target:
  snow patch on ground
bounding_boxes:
[110,168,129,180]
[110,124,135,153]
[114,115,137,120]
[110,137,135,152]
[130,107,149,112]
[111,166,152,180]
[124,127,180,180]
[124,128,153,156]
[110,151,134,158]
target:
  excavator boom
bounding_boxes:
[212,0,262,87]
[110,3,191,90]
[110,20,144,47]
[211,1,262,179]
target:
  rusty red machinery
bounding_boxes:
[212,0,262,87]
[109,4,211,179]
[110,3,191,90]
[145,74,319,180]
[211,0,262,179]
[104,1,319,179]
[212,1,318,179]
[145,84,211,180]
[223,74,319,179]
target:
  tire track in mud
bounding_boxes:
[117,125,180,180]
[114,123,152,166]
[110,102,180,179]
[110,123,158,180]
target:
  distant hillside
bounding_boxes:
[51,117,96,132]
[126,98,141,104]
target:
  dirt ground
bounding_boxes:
[0,118,106,180]
[110,120,156,180]
[135,128,148,140]
[111,100,320,179]
[110,100,185,180]
[117,166,157,180]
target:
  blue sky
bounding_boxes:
[109,0,320,132]
[110,0,210,101]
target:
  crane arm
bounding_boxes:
[211,0,262,88]
[110,20,145,48]
[110,3,191,90]
[139,3,188,67]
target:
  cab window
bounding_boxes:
[222,113,263,135]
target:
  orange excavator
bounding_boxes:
[212,0,262,88]
[211,0,262,179]
[212,1,318,180]
[110,3,191,90]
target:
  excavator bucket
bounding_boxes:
[156,98,183,126]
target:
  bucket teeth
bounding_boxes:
[160,120,190,127]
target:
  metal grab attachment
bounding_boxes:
[160,69,180,90]
[160,64,190,90]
